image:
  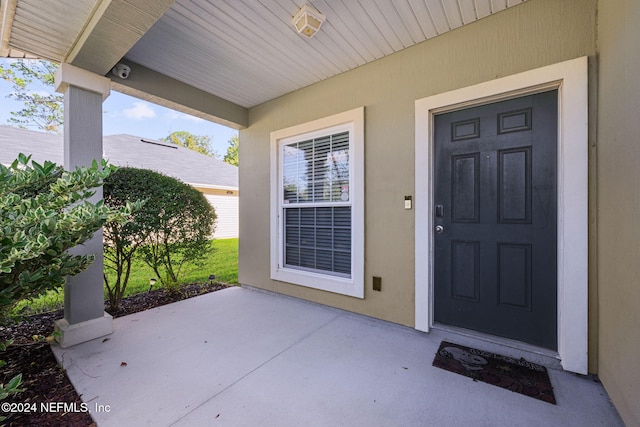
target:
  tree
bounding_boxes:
[162,131,218,158]
[0,59,62,133]
[103,168,216,299]
[224,134,239,166]
[0,154,135,317]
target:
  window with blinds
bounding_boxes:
[282,131,352,277]
[271,107,363,298]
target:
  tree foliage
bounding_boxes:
[0,59,62,133]
[224,134,239,166]
[162,131,218,158]
[0,154,134,318]
[102,168,154,311]
[103,167,216,301]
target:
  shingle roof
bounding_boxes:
[0,126,64,165]
[0,126,238,188]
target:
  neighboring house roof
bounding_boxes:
[104,133,237,188]
[0,125,238,189]
[0,125,63,165]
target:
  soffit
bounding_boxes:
[3,0,174,75]
[7,0,98,62]
[125,0,527,108]
[2,0,527,114]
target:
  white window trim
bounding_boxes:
[415,57,588,374]
[270,107,364,298]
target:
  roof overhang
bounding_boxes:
[64,0,175,76]
[0,0,529,129]
[0,0,16,57]
[1,0,175,74]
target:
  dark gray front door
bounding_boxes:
[433,90,558,350]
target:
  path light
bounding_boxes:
[148,278,157,293]
[208,274,216,285]
[291,4,325,38]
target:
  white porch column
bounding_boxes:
[53,63,113,348]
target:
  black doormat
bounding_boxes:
[432,341,556,404]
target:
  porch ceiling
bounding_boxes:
[1,0,527,122]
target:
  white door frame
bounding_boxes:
[415,57,589,374]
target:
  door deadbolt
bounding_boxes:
[435,225,444,234]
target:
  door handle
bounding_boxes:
[435,225,444,234]
[435,204,444,218]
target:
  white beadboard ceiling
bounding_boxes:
[125,0,527,108]
[3,0,527,109]
[7,0,98,61]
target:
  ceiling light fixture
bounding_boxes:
[291,4,325,38]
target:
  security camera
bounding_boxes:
[112,63,131,79]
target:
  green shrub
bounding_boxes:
[103,167,216,302]
[0,154,134,318]
[0,339,24,419]
[102,167,154,311]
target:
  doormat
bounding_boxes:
[432,341,556,404]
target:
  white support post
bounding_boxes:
[53,63,113,348]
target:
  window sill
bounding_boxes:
[271,267,364,299]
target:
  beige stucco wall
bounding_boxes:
[596,1,640,425]
[240,0,596,341]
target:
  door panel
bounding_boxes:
[433,90,558,350]
[498,147,531,223]
[497,243,531,310]
[451,153,480,222]
[451,240,480,302]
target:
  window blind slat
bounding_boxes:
[284,206,352,277]
[283,131,351,204]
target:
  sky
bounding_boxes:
[0,59,238,158]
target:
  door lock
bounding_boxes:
[435,225,444,234]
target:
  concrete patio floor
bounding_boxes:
[53,287,623,427]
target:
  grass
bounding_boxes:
[12,238,238,316]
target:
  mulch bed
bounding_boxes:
[0,282,229,426]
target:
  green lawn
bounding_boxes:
[13,238,238,316]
